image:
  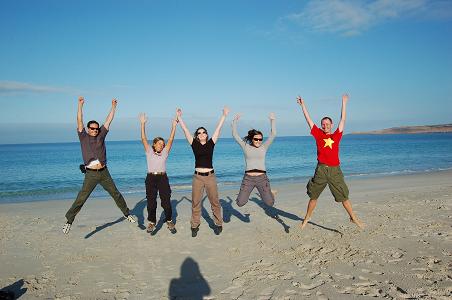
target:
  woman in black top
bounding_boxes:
[176,107,230,237]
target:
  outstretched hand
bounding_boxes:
[269,112,275,120]
[139,113,147,124]
[78,96,84,106]
[112,98,118,107]
[296,95,304,106]
[172,116,178,126]
[342,93,349,103]
[233,114,241,121]
[223,106,230,116]
[176,108,182,118]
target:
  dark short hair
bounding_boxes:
[244,129,263,146]
[321,117,333,124]
[194,127,209,142]
[152,137,165,152]
[87,120,100,128]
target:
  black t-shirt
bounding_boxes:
[191,138,215,168]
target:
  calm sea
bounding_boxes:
[1,134,451,203]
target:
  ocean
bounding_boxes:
[1,133,452,203]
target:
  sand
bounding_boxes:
[0,170,451,299]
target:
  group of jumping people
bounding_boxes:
[62,94,364,237]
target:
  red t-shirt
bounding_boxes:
[311,125,342,166]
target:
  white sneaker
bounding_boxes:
[126,215,137,223]
[62,223,71,234]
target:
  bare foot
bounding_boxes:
[350,217,365,229]
[299,219,309,230]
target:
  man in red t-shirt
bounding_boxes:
[297,94,364,230]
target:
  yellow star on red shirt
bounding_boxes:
[323,137,334,149]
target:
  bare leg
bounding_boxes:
[271,189,278,199]
[300,199,317,230]
[342,200,365,229]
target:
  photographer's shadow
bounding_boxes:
[221,196,250,223]
[168,257,210,300]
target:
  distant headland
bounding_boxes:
[352,124,452,134]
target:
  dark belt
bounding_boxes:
[148,172,166,175]
[86,166,106,172]
[194,170,215,176]
[245,169,266,174]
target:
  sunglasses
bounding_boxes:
[88,127,100,131]
[197,131,207,135]
[253,138,263,142]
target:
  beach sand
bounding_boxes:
[0,170,451,299]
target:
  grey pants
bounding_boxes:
[236,174,274,207]
[65,168,130,224]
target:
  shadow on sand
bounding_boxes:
[250,196,342,235]
[168,257,210,300]
[249,197,301,233]
[0,279,27,299]
[85,196,186,238]
[221,196,251,224]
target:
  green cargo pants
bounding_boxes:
[65,167,130,223]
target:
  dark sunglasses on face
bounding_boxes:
[197,131,207,135]
[88,127,100,131]
[253,138,263,141]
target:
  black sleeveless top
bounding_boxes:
[191,138,215,168]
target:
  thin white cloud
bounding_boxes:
[283,0,452,36]
[0,80,65,94]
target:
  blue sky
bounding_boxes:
[1,0,451,144]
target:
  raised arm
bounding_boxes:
[338,93,349,133]
[296,96,314,130]
[211,106,230,144]
[263,112,276,148]
[77,96,84,132]
[176,108,194,145]
[165,116,178,153]
[104,99,118,130]
[139,113,151,153]
[231,114,246,148]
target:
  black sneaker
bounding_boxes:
[191,225,199,237]
[166,221,177,234]
[214,225,223,235]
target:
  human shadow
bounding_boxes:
[85,197,147,239]
[130,197,148,230]
[221,197,250,223]
[249,197,302,234]
[0,279,27,299]
[84,217,125,239]
[168,257,211,300]
[249,196,343,235]
[302,220,343,235]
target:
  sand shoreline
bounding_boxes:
[1,170,451,299]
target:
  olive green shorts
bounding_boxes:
[306,164,349,202]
